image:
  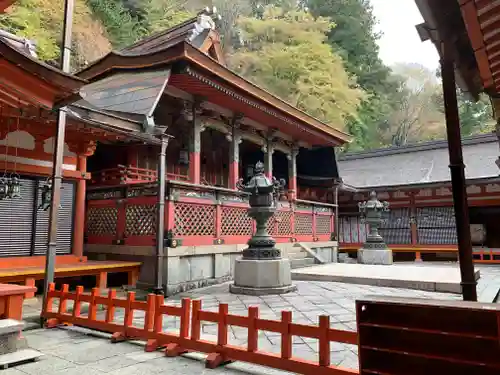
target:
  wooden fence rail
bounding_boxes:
[43,283,359,375]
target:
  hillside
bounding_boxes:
[0,0,494,150]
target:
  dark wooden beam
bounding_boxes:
[441,41,477,302]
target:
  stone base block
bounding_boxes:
[358,249,393,265]
[230,258,296,295]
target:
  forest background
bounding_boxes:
[0,0,494,151]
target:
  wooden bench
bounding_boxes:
[0,256,141,298]
[356,296,500,374]
[0,284,36,320]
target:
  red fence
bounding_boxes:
[43,284,358,374]
[86,182,336,247]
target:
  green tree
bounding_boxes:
[306,0,401,150]
[229,5,365,130]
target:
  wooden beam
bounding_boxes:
[0,160,89,179]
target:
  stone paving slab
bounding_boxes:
[16,327,292,375]
[291,263,480,293]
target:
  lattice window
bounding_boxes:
[174,203,216,236]
[276,211,293,236]
[267,213,276,235]
[295,213,313,235]
[221,207,252,236]
[315,215,331,235]
[125,204,156,236]
[86,207,118,236]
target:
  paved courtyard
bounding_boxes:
[15,263,500,374]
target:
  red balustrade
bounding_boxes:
[44,283,358,375]
[86,182,336,247]
[91,165,188,186]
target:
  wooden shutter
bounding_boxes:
[0,178,35,257]
[34,180,75,255]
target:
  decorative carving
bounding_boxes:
[436,187,452,196]
[87,189,124,200]
[378,192,390,200]
[392,190,408,198]
[466,185,481,195]
[486,184,500,193]
[416,188,433,197]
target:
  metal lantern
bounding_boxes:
[236,161,286,259]
[38,179,52,211]
[7,175,21,199]
[0,177,8,200]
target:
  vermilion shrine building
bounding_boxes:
[337,133,500,263]
[0,10,345,294]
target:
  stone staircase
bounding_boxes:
[287,247,316,269]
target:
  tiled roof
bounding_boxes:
[338,134,499,188]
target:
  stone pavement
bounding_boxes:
[11,326,296,375]
[16,263,500,373]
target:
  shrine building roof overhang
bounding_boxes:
[415,0,500,115]
[0,38,164,145]
[0,38,84,110]
[76,36,351,147]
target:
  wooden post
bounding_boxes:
[43,0,74,311]
[287,146,298,201]
[73,155,87,258]
[441,42,477,301]
[264,137,274,178]
[154,136,169,294]
[228,120,241,190]
[188,103,202,185]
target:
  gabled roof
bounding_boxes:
[76,9,350,146]
[338,133,499,189]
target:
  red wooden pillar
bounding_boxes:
[287,147,298,201]
[73,155,86,258]
[228,122,241,190]
[188,104,202,185]
[71,141,95,258]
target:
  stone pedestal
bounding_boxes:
[358,248,393,265]
[0,319,42,369]
[230,258,297,295]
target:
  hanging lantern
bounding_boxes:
[38,180,52,211]
[7,175,21,199]
[0,177,8,200]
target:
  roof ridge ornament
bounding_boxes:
[189,6,221,42]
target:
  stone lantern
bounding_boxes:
[230,161,297,295]
[357,191,393,265]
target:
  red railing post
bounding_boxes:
[248,306,259,352]
[180,298,191,339]
[105,289,116,323]
[72,286,83,318]
[281,310,292,360]
[58,284,69,315]
[215,202,222,239]
[206,303,230,368]
[88,288,99,321]
[146,294,164,352]
[319,315,331,367]
[190,299,201,341]
[144,294,155,332]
